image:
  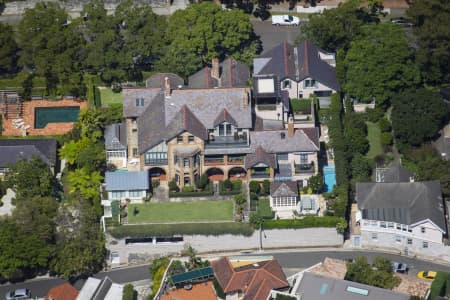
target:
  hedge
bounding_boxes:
[263,216,344,230]
[429,272,450,300]
[108,222,254,238]
[169,190,214,198]
[219,180,242,195]
[290,98,312,114]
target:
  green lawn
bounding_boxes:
[127,200,234,223]
[98,87,123,106]
[366,121,383,159]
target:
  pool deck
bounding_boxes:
[1,99,88,136]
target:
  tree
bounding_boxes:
[391,89,449,149]
[5,156,58,200]
[249,181,261,195]
[0,23,18,74]
[67,168,103,204]
[338,23,420,106]
[122,284,136,300]
[307,174,324,194]
[407,0,450,85]
[350,154,372,183]
[157,2,260,78]
[196,174,209,190]
[345,256,400,289]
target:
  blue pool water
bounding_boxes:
[323,165,336,192]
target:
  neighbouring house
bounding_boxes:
[211,256,289,300]
[188,57,250,89]
[0,138,58,177]
[270,181,299,217]
[76,277,123,300]
[351,172,450,260]
[433,121,450,160]
[104,171,150,203]
[45,283,79,300]
[281,271,409,300]
[253,40,340,125]
[105,122,127,169]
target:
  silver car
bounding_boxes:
[5,288,31,300]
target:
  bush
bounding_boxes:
[261,180,270,196]
[151,180,160,189]
[196,174,209,190]
[123,284,136,300]
[378,117,391,133]
[263,216,344,230]
[168,180,179,192]
[290,98,312,114]
[429,272,450,300]
[109,222,254,238]
[170,183,213,197]
[219,180,242,195]
[249,181,261,195]
[181,186,195,193]
[380,132,393,146]
[223,179,233,191]
[366,107,384,123]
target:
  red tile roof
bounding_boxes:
[45,283,78,300]
[211,257,289,300]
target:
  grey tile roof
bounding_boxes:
[145,73,184,89]
[137,88,252,153]
[356,181,446,232]
[271,181,298,197]
[249,129,320,153]
[0,138,57,166]
[253,40,340,91]
[122,88,161,118]
[0,145,50,167]
[105,171,149,191]
[214,108,237,127]
[375,164,414,183]
[188,58,250,89]
[245,146,276,168]
[254,117,285,131]
[294,272,409,300]
[104,123,127,151]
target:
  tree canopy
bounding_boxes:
[345,256,400,289]
[338,22,420,106]
[407,0,450,85]
[0,23,18,74]
[391,88,449,149]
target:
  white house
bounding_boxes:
[104,171,150,203]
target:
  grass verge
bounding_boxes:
[366,121,383,159]
[98,87,123,106]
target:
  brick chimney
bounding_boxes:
[164,76,171,97]
[211,57,220,81]
[242,91,249,108]
[288,116,294,137]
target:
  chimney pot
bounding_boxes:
[164,76,171,97]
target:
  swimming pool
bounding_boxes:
[34,106,80,129]
[323,165,336,192]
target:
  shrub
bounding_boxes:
[261,180,270,196]
[290,98,312,114]
[196,174,209,190]
[170,183,213,197]
[109,222,254,238]
[429,272,450,299]
[168,180,179,192]
[263,216,344,230]
[366,107,384,123]
[181,186,195,193]
[380,132,393,146]
[123,284,136,300]
[249,181,261,195]
[219,180,242,195]
[223,179,233,191]
[151,180,160,189]
[378,117,391,133]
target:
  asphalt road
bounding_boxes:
[251,19,302,53]
[2,249,449,297]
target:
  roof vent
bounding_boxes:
[252,263,259,268]
[280,132,285,139]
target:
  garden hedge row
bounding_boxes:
[218,180,242,195]
[108,222,255,238]
[263,216,344,230]
[169,190,214,198]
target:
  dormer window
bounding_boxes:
[135,98,144,106]
[216,122,234,136]
[177,136,183,143]
[282,79,291,89]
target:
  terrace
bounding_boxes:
[205,135,248,149]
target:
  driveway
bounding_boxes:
[0,188,15,216]
[252,19,302,53]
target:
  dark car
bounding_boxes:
[392,262,408,273]
[5,289,31,300]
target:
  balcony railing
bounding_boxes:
[205,136,248,149]
[145,159,168,166]
[295,163,315,174]
[251,172,270,178]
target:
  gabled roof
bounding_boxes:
[137,88,252,153]
[356,181,446,232]
[271,181,299,197]
[45,283,78,300]
[188,58,250,89]
[104,123,127,151]
[245,146,276,169]
[0,138,57,166]
[145,73,184,89]
[375,164,414,183]
[253,40,340,91]
[122,88,161,118]
[105,171,149,191]
[211,257,288,300]
[249,129,320,154]
[214,108,238,127]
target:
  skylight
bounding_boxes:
[346,286,369,296]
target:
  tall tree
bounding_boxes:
[391,89,449,149]
[338,22,420,106]
[407,0,450,85]
[157,2,260,78]
[0,22,18,75]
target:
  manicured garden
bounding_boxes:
[98,87,123,106]
[366,121,383,159]
[127,200,234,223]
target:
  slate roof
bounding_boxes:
[294,272,409,300]
[145,73,184,89]
[188,58,250,89]
[249,128,320,154]
[245,146,276,169]
[122,88,161,118]
[137,88,252,153]
[0,139,57,167]
[356,181,446,232]
[104,123,127,151]
[271,181,298,197]
[375,164,414,183]
[45,283,79,300]
[211,257,288,300]
[254,117,285,131]
[253,40,340,91]
[105,171,149,191]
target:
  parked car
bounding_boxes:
[392,262,408,273]
[417,270,437,280]
[391,17,413,27]
[5,289,31,300]
[272,15,300,26]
